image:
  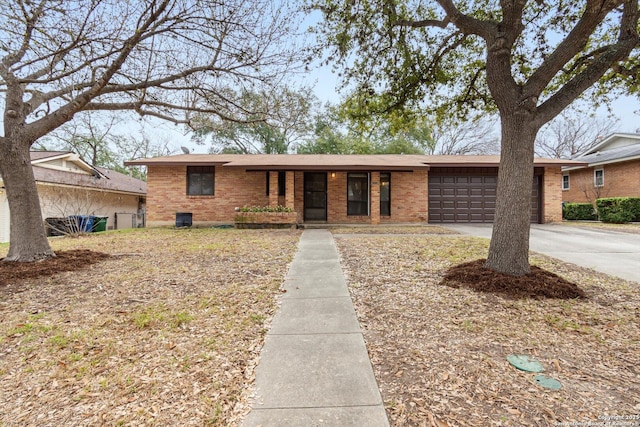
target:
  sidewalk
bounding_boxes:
[242,229,389,426]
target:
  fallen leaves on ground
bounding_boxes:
[329,225,457,235]
[334,232,640,426]
[0,228,300,426]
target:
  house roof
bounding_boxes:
[30,150,71,161]
[125,154,582,170]
[564,133,640,170]
[574,144,640,165]
[575,132,640,157]
[25,151,147,195]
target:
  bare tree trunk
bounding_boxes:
[486,112,538,276]
[0,140,54,262]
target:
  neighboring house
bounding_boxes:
[0,151,147,243]
[562,133,640,204]
[126,154,581,227]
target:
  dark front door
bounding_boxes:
[304,172,327,221]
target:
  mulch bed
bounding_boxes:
[441,258,587,299]
[0,250,110,287]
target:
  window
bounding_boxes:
[380,173,391,216]
[278,171,286,196]
[594,169,604,187]
[562,175,570,190]
[266,172,270,196]
[266,171,286,196]
[187,166,214,195]
[347,173,369,215]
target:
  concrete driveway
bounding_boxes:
[443,223,640,283]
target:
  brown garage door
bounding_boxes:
[428,168,541,223]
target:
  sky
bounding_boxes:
[146,62,640,155]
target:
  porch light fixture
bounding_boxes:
[331,172,336,178]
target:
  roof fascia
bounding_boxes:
[243,166,426,172]
[36,181,145,196]
[32,152,107,178]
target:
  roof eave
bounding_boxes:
[564,154,640,170]
[242,165,427,172]
[36,180,146,195]
[125,160,230,167]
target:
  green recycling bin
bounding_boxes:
[91,216,108,232]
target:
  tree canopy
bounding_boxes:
[191,87,318,153]
[312,0,639,122]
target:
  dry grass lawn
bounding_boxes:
[2,226,639,427]
[0,228,300,426]
[333,230,640,426]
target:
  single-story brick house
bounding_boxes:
[0,151,147,242]
[126,154,583,227]
[561,133,640,203]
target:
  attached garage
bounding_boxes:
[428,167,542,224]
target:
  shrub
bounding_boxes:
[596,198,635,224]
[624,197,640,221]
[562,203,597,221]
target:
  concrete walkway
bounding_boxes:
[242,229,389,426]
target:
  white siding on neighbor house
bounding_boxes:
[38,185,141,231]
[603,136,639,151]
[0,191,9,244]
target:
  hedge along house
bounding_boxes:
[126,154,584,227]
[0,151,147,243]
[561,133,640,204]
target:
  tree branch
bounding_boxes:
[393,18,450,29]
[526,0,623,98]
[535,0,639,126]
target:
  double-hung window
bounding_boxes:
[562,175,570,190]
[594,169,604,187]
[187,166,214,195]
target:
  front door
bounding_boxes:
[304,172,327,221]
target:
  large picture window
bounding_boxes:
[380,173,391,216]
[187,166,214,195]
[347,173,369,216]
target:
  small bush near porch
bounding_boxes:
[234,206,297,229]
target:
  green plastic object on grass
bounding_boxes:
[507,354,545,373]
[535,374,562,390]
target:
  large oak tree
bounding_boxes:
[0,0,298,261]
[313,0,639,275]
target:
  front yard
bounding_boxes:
[334,230,640,426]
[0,228,300,426]
[1,226,638,426]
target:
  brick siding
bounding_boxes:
[562,160,640,204]
[542,167,563,223]
[146,166,269,226]
[146,165,560,226]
